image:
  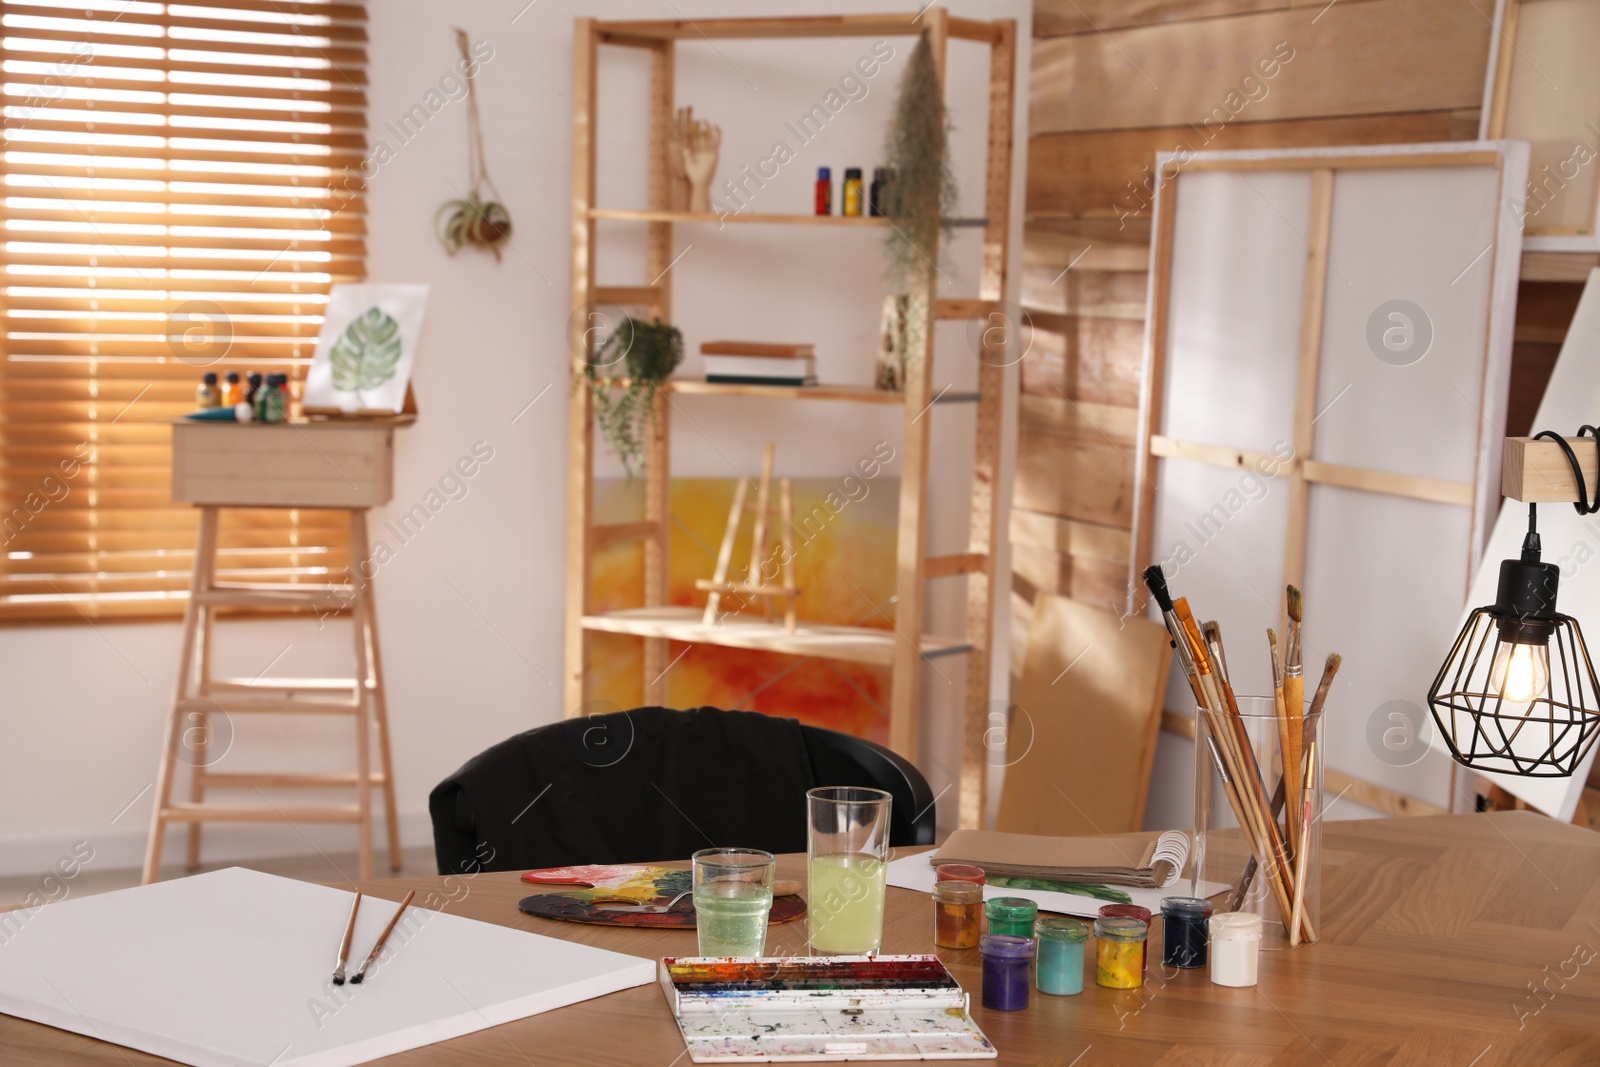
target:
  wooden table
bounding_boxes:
[5,812,1600,1065]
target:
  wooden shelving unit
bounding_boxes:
[565,9,1017,829]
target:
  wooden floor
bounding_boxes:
[0,845,438,909]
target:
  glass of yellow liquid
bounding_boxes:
[692,848,775,958]
[806,786,892,955]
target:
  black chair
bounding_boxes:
[430,706,935,876]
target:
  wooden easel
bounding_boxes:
[696,443,799,632]
[145,417,409,884]
[141,506,399,884]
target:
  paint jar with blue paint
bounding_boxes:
[979,934,1034,1011]
[984,897,1037,939]
[1035,916,1088,996]
[1160,896,1212,969]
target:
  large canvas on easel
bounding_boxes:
[1431,269,1600,820]
[1132,142,1528,815]
[1480,0,1600,250]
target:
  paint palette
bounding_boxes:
[659,955,996,1062]
[517,864,806,930]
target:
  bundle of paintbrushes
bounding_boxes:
[1143,566,1340,947]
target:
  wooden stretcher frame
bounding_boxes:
[1480,0,1600,251]
[1130,140,1530,817]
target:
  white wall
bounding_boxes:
[0,0,1029,877]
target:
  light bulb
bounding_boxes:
[1488,640,1550,704]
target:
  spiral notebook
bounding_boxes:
[928,829,1192,889]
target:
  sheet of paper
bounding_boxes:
[885,852,1228,919]
[0,867,654,1067]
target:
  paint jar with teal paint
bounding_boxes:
[984,897,1037,939]
[1035,916,1088,996]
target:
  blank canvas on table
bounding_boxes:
[0,867,654,1067]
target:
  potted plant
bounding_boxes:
[584,316,683,477]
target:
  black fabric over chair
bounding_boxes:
[429,705,936,876]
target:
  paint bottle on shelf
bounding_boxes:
[196,372,220,409]
[842,167,863,216]
[869,167,886,216]
[245,371,263,406]
[814,167,832,215]
[222,371,243,406]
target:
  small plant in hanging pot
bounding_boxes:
[584,316,683,477]
[436,28,513,261]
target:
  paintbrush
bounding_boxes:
[1303,652,1341,740]
[1144,566,1208,708]
[1203,620,1230,685]
[1269,628,1294,847]
[349,890,416,985]
[332,892,362,986]
[1283,586,1305,832]
[1289,740,1317,947]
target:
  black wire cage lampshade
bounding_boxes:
[1428,429,1600,778]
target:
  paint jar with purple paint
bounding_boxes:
[979,934,1033,1011]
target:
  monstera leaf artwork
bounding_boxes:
[303,283,427,415]
[330,306,403,393]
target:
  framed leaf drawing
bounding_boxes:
[303,283,429,415]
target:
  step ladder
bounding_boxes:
[141,506,400,883]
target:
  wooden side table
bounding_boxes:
[142,419,408,883]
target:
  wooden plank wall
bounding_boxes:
[1013,0,1578,695]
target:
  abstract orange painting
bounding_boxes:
[586,476,899,743]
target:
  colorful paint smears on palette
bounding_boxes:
[588,477,898,742]
[517,864,804,929]
[663,955,957,992]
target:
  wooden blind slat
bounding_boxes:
[0,0,367,621]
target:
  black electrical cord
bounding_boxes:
[1532,426,1600,515]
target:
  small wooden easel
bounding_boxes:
[696,442,799,631]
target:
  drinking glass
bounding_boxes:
[692,848,775,957]
[806,786,891,954]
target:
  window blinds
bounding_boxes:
[0,0,367,620]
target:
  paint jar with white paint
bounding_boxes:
[1209,911,1263,987]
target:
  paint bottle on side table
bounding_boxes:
[196,372,220,409]
[1209,912,1262,987]
[931,880,983,949]
[1161,896,1212,969]
[979,934,1033,1011]
[1036,916,1088,996]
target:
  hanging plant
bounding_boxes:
[882,29,957,290]
[584,317,683,477]
[437,28,512,260]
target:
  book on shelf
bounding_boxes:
[703,354,816,386]
[700,340,815,358]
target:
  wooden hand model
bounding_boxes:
[679,113,721,214]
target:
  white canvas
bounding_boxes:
[1135,141,1528,817]
[303,283,429,415]
[0,867,654,1067]
[1429,269,1600,819]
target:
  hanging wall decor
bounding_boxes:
[881,29,956,292]
[436,28,513,260]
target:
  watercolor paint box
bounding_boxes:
[659,955,996,1062]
